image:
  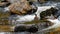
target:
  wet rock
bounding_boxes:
[14,26,26,32]
[14,24,38,33]
[27,26,38,33]
[28,0,38,2]
[40,7,58,19]
[0,0,11,7]
[38,0,47,4]
[7,0,26,3]
[1,0,8,2]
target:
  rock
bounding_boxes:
[27,26,38,33]
[0,2,7,7]
[14,26,26,32]
[0,0,11,7]
[40,7,58,19]
[0,0,8,2]
[38,0,47,4]
[27,0,38,2]
[8,0,35,15]
[7,0,26,3]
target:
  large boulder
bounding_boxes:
[8,0,36,15]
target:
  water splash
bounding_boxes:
[38,19,60,32]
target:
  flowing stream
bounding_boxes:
[0,1,60,34]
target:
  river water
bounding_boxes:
[0,1,60,34]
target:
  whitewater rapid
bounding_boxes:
[14,6,56,24]
[37,18,60,32]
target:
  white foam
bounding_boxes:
[38,19,60,32]
[16,15,35,22]
[0,32,5,34]
[4,7,9,12]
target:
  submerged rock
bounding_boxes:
[14,25,38,33]
[27,26,38,33]
[14,26,26,32]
